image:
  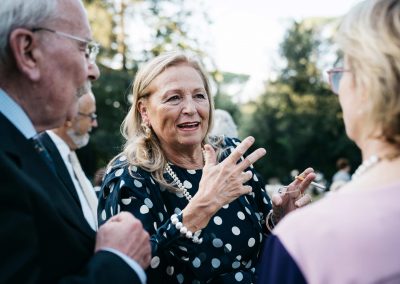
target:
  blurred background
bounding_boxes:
[80,0,362,189]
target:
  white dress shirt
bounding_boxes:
[46,130,98,231]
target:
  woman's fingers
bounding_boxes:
[203,144,217,167]
[223,136,256,165]
[294,193,312,208]
[241,171,253,184]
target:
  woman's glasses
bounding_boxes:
[326,68,351,95]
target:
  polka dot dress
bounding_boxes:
[98,137,272,284]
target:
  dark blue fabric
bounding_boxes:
[256,234,306,284]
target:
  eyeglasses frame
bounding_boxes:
[326,67,351,95]
[31,27,99,64]
[78,112,97,122]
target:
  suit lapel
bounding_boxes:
[38,132,81,206]
[0,114,95,239]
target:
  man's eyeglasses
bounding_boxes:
[31,27,99,64]
[326,68,351,95]
[78,112,97,122]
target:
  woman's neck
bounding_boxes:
[359,137,400,161]
[163,145,204,170]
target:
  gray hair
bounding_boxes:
[210,109,238,138]
[0,0,57,67]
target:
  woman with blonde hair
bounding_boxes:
[257,0,400,283]
[98,51,314,283]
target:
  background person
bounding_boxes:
[39,87,99,230]
[0,0,150,283]
[98,51,314,284]
[332,157,351,183]
[209,108,239,138]
[257,0,400,283]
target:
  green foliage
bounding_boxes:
[90,65,135,168]
[242,20,360,184]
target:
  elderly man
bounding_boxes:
[39,87,99,230]
[0,0,150,283]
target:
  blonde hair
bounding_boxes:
[120,51,217,190]
[336,0,400,145]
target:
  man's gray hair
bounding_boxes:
[0,0,57,66]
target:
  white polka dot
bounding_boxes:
[235,272,243,281]
[106,167,111,174]
[119,180,125,188]
[131,165,138,172]
[263,197,269,204]
[213,216,222,225]
[211,258,221,268]
[233,140,240,146]
[236,255,242,260]
[237,211,245,220]
[174,208,182,215]
[232,261,240,269]
[183,180,192,189]
[192,257,201,268]
[150,256,160,268]
[225,243,232,252]
[150,177,155,184]
[119,155,127,161]
[134,180,142,188]
[176,192,184,198]
[109,183,115,193]
[245,207,251,215]
[232,226,240,235]
[222,204,229,209]
[117,204,120,213]
[255,212,261,221]
[253,174,259,182]
[121,198,131,205]
[144,198,153,208]
[245,259,252,268]
[101,209,106,221]
[115,168,124,177]
[166,266,174,275]
[153,222,157,230]
[158,212,164,222]
[110,206,113,216]
[177,274,184,283]
[212,238,223,248]
[140,205,149,214]
[187,169,196,174]
[178,246,187,252]
[248,238,255,247]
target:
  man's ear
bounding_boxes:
[137,100,150,124]
[9,28,41,81]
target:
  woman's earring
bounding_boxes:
[142,123,152,140]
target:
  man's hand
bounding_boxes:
[95,212,151,269]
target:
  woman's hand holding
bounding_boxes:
[182,136,266,231]
[270,168,315,224]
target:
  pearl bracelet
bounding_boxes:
[171,214,203,244]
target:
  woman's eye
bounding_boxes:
[195,93,206,99]
[166,95,180,102]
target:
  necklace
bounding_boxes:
[351,155,380,180]
[165,163,193,202]
[165,150,206,202]
[352,152,400,180]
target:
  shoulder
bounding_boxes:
[102,154,153,192]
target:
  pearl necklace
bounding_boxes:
[351,155,380,180]
[165,150,205,202]
[352,152,400,180]
[165,163,193,202]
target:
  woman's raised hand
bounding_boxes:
[182,136,266,232]
[270,168,315,223]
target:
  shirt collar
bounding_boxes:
[0,88,37,139]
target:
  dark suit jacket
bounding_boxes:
[0,113,141,284]
[37,131,81,207]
